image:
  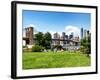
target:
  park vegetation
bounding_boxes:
[80,35,91,56]
[32,32,52,52]
[23,32,91,69]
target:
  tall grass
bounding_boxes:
[22,51,91,69]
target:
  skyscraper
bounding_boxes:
[81,28,83,39]
[53,32,60,45]
[65,35,68,40]
[69,32,73,39]
[54,32,60,39]
[62,32,66,39]
[84,29,87,38]
[87,30,90,37]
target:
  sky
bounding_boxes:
[22,10,91,37]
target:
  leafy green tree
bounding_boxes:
[44,32,52,49]
[35,32,44,46]
[35,32,52,49]
[80,35,91,56]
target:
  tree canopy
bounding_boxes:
[35,32,44,46]
[35,32,52,49]
[80,36,91,55]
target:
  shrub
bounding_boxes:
[32,45,44,52]
[80,46,90,57]
[80,46,85,53]
[53,45,63,50]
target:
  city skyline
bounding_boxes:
[23,27,80,47]
[23,26,90,41]
[23,10,91,37]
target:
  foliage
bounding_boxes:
[32,45,44,52]
[80,36,91,55]
[43,32,52,49]
[53,45,63,50]
[35,32,52,49]
[35,32,44,46]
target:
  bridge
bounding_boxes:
[23,37,80,46]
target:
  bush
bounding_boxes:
[53,45,63,50]
[80,46,85,53]
[80,46,90,57]
[32,45,44,52]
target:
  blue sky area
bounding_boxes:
[22,10,91,37]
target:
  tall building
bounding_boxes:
[84,29,87,38]
[87,30,90,37]
[65,35,68,40]
[62,32,66,39]
[69,32,73,39]
[54,32,60,39]
[86,30,91,40]
[62,32,66,45]
[81,28,90,39]
[81,28,83,39]
[53,32,60,45]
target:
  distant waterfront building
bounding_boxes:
[81,28,91,40]
[62,32,66,39]
[81,28,83,39]
[87,30,90,37]
[84,29,87,38]
[53,32,60,45]
[86,30,91,40]
[69,32,73,39]
[54,32,60,39]
[65,35,68,40]
[62,32,66,45]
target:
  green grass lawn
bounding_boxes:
[22,51,91,69]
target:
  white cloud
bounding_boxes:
[25,24,36,28]
[65,25,80,37]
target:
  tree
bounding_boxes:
[35,32,52,49]
[35,32,44,46]
[80,35,91,56]
[44,32,52,49]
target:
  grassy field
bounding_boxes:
[22,51,91,69]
